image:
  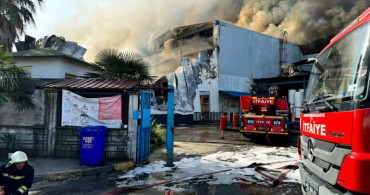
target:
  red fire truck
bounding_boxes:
[239,85,290,137]
[298,7,370,195]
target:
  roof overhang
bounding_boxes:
[220,90,250,97]
[42,78,140,91]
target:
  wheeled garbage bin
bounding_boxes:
[78,126,108,166]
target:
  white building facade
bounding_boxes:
[12,48,94,79]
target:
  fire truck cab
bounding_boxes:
[299,7,370,195]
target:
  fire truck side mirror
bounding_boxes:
[240,96,252,112]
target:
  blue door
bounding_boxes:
[137,90,151,164]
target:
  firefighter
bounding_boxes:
[0,151,34,195]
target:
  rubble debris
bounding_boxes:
[15,35,87,60]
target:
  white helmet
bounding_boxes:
[7,151,28,167]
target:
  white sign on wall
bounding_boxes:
[61,90,122,128]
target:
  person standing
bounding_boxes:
[0,151,34,195]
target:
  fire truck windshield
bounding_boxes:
[306,22,370,104]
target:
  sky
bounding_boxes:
[25,0,242,62]
[26,1,81,43]
[24,0,370,62]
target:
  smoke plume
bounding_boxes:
[236,0,370,45]
[39,0,369,61]
[44,0,242,62]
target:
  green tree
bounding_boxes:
[85,48,155,85]
[0,45,33,110]
[0,0,44,51]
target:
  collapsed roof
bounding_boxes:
[15,35,87,61]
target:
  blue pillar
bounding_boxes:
[166,85,174,167]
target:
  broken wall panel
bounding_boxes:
[182,59,197,104]
[156,49,219,114]
[174,67,193,113]
[176,50,219,113]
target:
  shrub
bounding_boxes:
[150,118,165,153]
[0,133,21,153]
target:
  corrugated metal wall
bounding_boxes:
[217,22,303,93]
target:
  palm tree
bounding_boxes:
[0,0,44,51]
[0,45,33,110]
[85,49,155,85]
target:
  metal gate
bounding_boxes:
[136,90,151,164]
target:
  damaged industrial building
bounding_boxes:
[146,20,308,123]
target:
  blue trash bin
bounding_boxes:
[78,126,108,166]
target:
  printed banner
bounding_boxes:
[61,90,122,128]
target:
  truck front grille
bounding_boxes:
[300,135,351,185]
[302,135,336,152]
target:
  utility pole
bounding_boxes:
[166,85,174,167]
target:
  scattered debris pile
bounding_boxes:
[115,146,300,193]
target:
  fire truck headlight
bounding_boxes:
[273,120,281,126]
[247,118,254,125]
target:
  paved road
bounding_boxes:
[30,173,118,195]
[30,125,302,195]
[174,125,299,147]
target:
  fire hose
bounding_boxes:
[253,161,300,185]
[263,115,272,145]
[102,160,298,195]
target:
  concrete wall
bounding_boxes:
[0,126,132,160]
[0,126,48,160]
[14,57,93,79]
[217,22,302,93]
[0,89,45,126]
[55,127,130,160]
[0,89,138,161]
